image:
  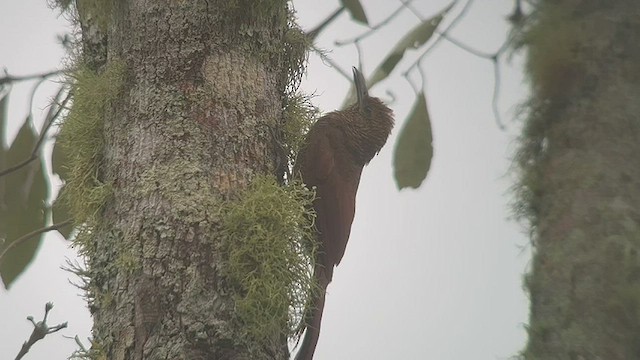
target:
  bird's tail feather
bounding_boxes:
[294,266,330,360]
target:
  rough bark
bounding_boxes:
[518,1,640,358]
[78,1,291,358]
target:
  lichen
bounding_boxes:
[218,175,317,353]
[51,0,114,31]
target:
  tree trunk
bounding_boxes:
[517,1,640,358]
[74,1,294,358]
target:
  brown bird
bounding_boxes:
[294,67,394,360]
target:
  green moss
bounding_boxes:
[282,93,318,164]
[282,22,310,94]
[58,60,126,230]
[219,175,317,352]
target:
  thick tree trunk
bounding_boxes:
[77,1,292,358]
[518,1,640,358]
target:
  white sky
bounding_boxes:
[0,1,531,359]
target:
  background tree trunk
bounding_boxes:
[77,1,292,358]
[518,1,640,358]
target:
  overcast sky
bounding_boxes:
[0,1,531,359]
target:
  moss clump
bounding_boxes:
[282,21,310,94]
[282,93,318,165]
[219,175,317,352]
[58,60,126,244]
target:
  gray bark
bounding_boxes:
[79,1,291,358]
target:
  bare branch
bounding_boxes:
[0,69,64,86]
[0,219,73,265]
[307,6,346,41]
[491,57,505,130]
[400,0,515,130]
[402,0,475,73]
[334,0,413,46]
[15,302,68,360]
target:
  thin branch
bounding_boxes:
[15,303,68,360]
[0,69,64,86]
[402,0,475,74]
[0,219,73,265]
[334,0,413,46]
[0,88,71,178]
[307,6,346,41]
[491,56,505,130]
[435,30,494,59]
[400,0,514,130]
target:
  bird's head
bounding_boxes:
[352,67,393,125]
[350,67,395,162]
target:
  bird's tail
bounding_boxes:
[294,266,330,360]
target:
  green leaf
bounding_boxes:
[0,120,48,289]
[393,92,433,190]
[340,0,368,25]
[369,4,451,88]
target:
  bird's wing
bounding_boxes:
[316,165,361,269]
[301,123,363,271]
[299,122,335,185]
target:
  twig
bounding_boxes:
[402,0,475,74]
[491,56,505,130]
[334,0,413,46]
[401,0,514,130]
[0,219,73,265]
[0,69,64,86]
[435,30,494,59]
[15,302,68,360]
[0,88,71,178]
[307,6,346,41]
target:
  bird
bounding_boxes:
[294,67,394,360]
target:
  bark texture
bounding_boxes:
[518,1,640,358]
[78,1,292,359]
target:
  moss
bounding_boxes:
[218,175,317,352]
[57,60,127,319]
[282,93,318,165]
[58,60,126,229]
[282,20,310,94]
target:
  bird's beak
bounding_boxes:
[352,67,368,114]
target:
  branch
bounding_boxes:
[306,6,346,41]
[402,0,475,72]
[0,69,64,86]
[334,0,413,46]
[401,0,514,130]
[15,302,68,360]
[0,219,73,265]
[0,88,71,178]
